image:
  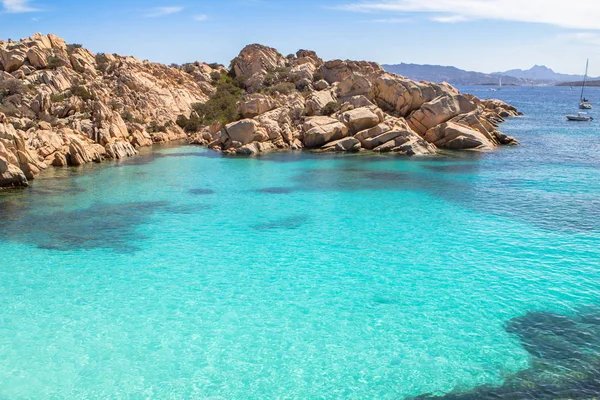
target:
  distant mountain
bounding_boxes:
[382,63,523,86]
[494,65,598,83]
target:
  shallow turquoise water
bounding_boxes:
[1,86,600,399]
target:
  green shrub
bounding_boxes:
[148,121,168,133]
[0,103,19,117]
[71,85,95,101]
[233,74,248,89]
[66,44,82,55]
[176,72,243,133]
[313,70,325,82]
[265,82,296,95]
[39,112,58,125]
[210,71,221,82]
[0,79,28,99]
[47,55,66,69]
[95,53,110,72]
[51,93,66,103]
[321,101,341,116]
[121,110,144,124]
[208,63,220,70]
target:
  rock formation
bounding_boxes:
[0,34,521,189]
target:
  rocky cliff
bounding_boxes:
[0,34,520,189]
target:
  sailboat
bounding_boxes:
[579,59,592,109]
[489,78,501,92]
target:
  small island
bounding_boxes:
[1,34,520,189]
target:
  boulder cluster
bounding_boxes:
[0,34,520,189]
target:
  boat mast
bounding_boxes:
[580,59,589,102]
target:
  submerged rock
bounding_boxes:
[410,309,600,400]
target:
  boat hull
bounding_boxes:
[567,115,593,121]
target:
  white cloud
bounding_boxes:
[193,14,208,21]
[2,0,39,13]
[337,0,600,30]
[144,6,183,18]
[365,17,410,23]
[561,32,600,46]
[431,15,468,23]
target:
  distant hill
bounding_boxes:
[494,65,599,83]
[381,63,523,86]
[557,80,600,87]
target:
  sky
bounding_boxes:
[1,0,600,75]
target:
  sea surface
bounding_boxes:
[1,86,600,399]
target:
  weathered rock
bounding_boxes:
[222,119,263,146]
[372,74,456,117]
[321,137,361,152]
[302,116,349,148]
[130,131,153,148]
[305,90,336,116]
[105,141,137,159]
[0,156,28,187]
[314,80,329,91]
[354,117,437,155]
[407,94,477,135]
[423,121,496,150]
[338,73,372,98]
[231,44,287,79]
[238,94,278,118]
[321,59,383,84]
[340,107,384,134]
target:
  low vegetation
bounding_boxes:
[321,101,341,116]
[47,55,66,69]
[176,72,243,133]
[71,85,95,101]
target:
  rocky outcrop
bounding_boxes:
[0,33,521,189]
[231,44,287,80]
[0,33,215,188]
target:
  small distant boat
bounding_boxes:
[489,78,502,92]
[567,112,593,121]
[579,59,592,109]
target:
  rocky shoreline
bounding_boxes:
[0,34,520,189]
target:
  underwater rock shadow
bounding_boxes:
[189,188,215,195]
[251,215,310,231]
[1,200,178,253]
[409,309,600,400]
[254,187,296,194]
[116,150,222,167]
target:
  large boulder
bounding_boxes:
[305,90,336,116]
[355,117,437,155]
[337,73,372,98]
[320,59,383,84]
[0,156,28,187]
[302,116,349,148]
[321,137,361,152]
[222,119,265,146]
[423,121,496,150]
[231,44,287,78]
[69,47,97,74]
[105,141,138,159]
[407,94,477,135]
[238,94,278,118]
[340,107,384,134]
[372,73,456,117]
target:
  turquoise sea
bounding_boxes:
[1,86,600,399]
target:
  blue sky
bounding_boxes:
[1,0,600,75]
